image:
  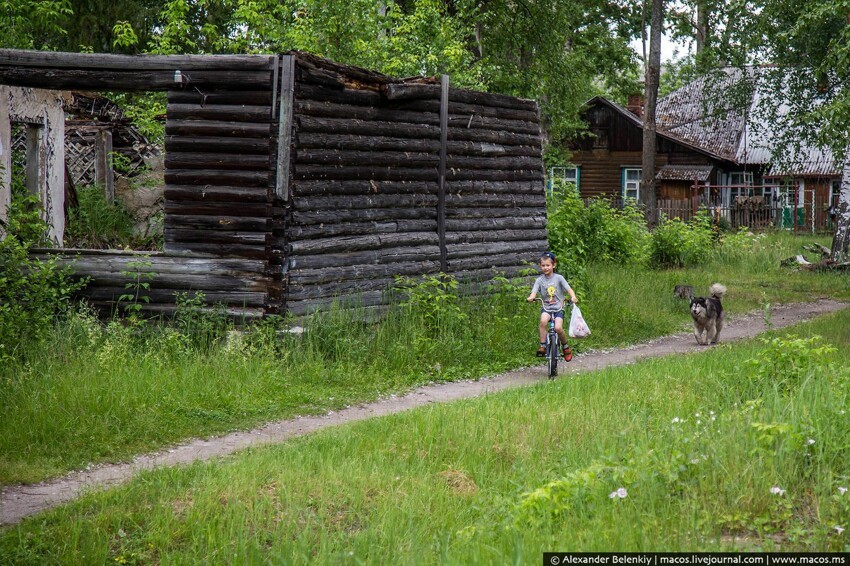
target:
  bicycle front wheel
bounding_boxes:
[547,335,558,378]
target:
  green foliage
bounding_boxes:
[746,334,837,394]
[64,185,136,249]
[172,291,232,350]
[0,196,85,361]
[118,257,154,314]
[649,211,715,268]
[394,273,467,335]
[0,0,72,49]
[546,181,650,278]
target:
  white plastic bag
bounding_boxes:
[568,304,591,338]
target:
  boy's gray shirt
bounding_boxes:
[532,273,572,312]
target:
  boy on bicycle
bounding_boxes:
[526,251,578,361]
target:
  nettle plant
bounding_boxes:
[394,273,468,333]
[649,211,715,268]
[746,334,837,393]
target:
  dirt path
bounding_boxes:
[2,299,847,527]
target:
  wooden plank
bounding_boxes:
[165,185,270,203]
[164,169,269,187]
[295,149,439,167]
[165,229,267,246]
[165,214,269,232]
[164,200,271,217]
[292,180,437,196]
[444,216,545,231]
[287,245,441,270]
[438,74,449,273]
[292,194,437,211]
[291,207,436,225]
[164,152,270,171]
[165,241,268,259]
[0,68,272,90]
[81,287,268,306]
[445,193,544,208]
[447,169,544,182]
[296,133,540,156]
[165,119,270,138]
[293,165,438,182]
[276,55,295,201]
[297,116,439,139]
[167,104,271,122]
[445,229,547,244]
[0,49,275,71]
[165,135,270,155]
[445,180,544,194]
[167,90,273,105]
[288,219,437,239]
[288,260,441,285]
[288,232,439,255]
[445,206,542,219]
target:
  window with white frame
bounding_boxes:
[728,171,754,199]
[831,179,842,207]
[622,167,641,201]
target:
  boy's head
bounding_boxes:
[539,251,556,275]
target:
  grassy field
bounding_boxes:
[1,231,848,490]
[1,300,849,561]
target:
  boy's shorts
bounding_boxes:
[541,309,565,319]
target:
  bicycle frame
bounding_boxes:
[534,298,566,379]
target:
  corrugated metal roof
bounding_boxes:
[620,68,840,177]
[655,165,713,181]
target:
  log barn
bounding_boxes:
[0,50,547,318]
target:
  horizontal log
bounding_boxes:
[288,232,439,255]
[292,193,437,211]
[296,149,439,167]
[165,214,269,232]
[447,155,542,171]
[300,83,539,122]
[287,245,441,270]
[292,180,436,197]
[165,119,270,138]
[165,135,270,155]
[69,272,268,292]
[446,193,544,208]
[446,206,542,219]
[446,240,547,259]
[444,216,545,231]
[296,100,539,134]
[293,164,438,182]
[0,67,271,90]
[291,207,436,225]
[287,278,395,301]
[79,287,268,307]
[449,87,537,112]
[447,251,539,271]
[287,260,441,285]
[288,219,437,239]
[165,229,267,246]
[137,303,265,320]
[448,264,531,282]
[297,116,439,139]
[382,82,440,100]
[30,251,267,273]
[168,90,273,105]
[165,241,268,260]
[296,82,382,105]
[165,152,270,171]
[447,127,541,146]
[445,180,544,195]
[295,54,391,87]
[164,169,269,187]
[295,133,540,157]
[165,185,270,203]
[167,103,271,122]
[447,169,544,182]
[0,49,275,71]
[164,201,271,217]
[445,229,548,244]
[295,62,347,89]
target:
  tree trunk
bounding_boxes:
[830,149,850,261]
[641,0,664,225]
[696,0,709,54]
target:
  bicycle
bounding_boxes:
[533,298,569,379]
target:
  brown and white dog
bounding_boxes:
[690,284,726,345]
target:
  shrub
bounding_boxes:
[649,211,714,268]
[0,196,86,360]
[64,185,135,249]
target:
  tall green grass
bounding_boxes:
[0,232,847,486]
[2,308,849,561]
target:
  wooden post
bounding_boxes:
[94,128,114,202]
[25,124,41,196]
[275,55,295,201]
[438,74,449,272]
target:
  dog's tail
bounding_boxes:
[709,283,727,298]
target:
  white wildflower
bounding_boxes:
[770,486,786,496]
[835,526,845,535]
[690,458,701,465]
[609,487,628,499]
[838,487,847,495]
[671,417,682,424]
[807,438,815,445]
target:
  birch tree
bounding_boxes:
[640,0,663,223]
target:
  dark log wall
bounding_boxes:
[283,54,547,316]
[30,249,270,319]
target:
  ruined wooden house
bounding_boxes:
[0,50,546,318]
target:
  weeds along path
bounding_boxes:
[1,299,847,526]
